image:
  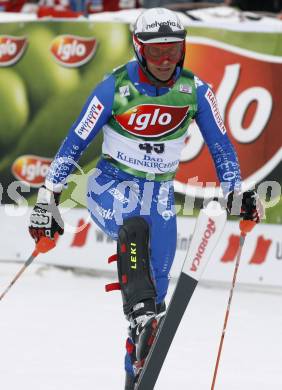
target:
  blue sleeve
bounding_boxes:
[195,79,241,196]
[45,74,115,191]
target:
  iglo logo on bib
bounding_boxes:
[115,104,189,137]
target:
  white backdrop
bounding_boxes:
[1,205,281,289]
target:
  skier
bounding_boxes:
[29,8,262,389]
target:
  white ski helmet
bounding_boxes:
[133,8,187,81]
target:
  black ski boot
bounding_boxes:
[128,300,163,377]
[124,302,167,389]
[115,217,165,388]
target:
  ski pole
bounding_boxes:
[0,235,57,302]
[211,219,256,390]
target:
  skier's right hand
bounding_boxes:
[227,189,264,223]
[29,186,64,243]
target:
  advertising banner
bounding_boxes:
[177,36,282,197]
[0,15,281,232]
[0,20,133,204]
[1,205,281,289]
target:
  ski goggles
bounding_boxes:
[143,42,184,66]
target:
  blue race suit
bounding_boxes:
[45,60,241,377]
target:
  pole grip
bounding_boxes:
[32,233,58,257]
[239,220,256,235]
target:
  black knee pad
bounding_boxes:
[117,217,156,315]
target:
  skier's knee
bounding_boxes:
[117,216,156,316]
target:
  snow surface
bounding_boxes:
[0,263,281,390]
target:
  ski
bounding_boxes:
[135,201,227,390]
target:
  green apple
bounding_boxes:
[15,25,80,111]
[0,68,29,151]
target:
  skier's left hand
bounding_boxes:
[227,189,264,223]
